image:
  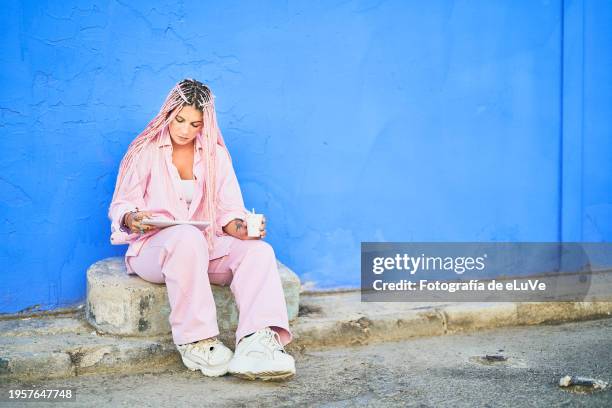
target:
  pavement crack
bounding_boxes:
[434,308,448,334]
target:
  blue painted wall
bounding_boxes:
[1,0,611,313]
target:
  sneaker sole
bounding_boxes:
[181,356,230,377]
[230,370,295,381]
[227,350,295,381]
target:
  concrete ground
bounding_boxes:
[1,318,610,407]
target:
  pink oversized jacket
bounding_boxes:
[109,126,249,273]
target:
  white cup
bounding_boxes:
[246,211,264,237]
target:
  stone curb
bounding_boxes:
[286,298,612,353]
[1,294,611,382]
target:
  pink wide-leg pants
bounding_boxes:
[125,224,292,346]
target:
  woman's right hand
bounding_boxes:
[124,211,157,234]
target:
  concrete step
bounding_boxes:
[2,291,611,382]
[0,315,178,380]
[85,257,300,337]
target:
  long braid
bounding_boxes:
[111,79,231,252]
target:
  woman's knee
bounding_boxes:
[244,239,276,261]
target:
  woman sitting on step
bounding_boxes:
[108,78,295,381]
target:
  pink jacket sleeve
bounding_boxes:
[214,145,249,236]
[109,148,151,245]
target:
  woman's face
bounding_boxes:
[168,104,203,146]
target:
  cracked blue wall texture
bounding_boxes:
[1,1,611,313]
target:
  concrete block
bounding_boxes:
[516,301,612,325]
[442,303,519,333]
[0,351,74,380]
[86,257,300,337]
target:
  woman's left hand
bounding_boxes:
[223,216,267,240]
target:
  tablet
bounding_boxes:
[141,218,211,230]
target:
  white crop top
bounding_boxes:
[179,179,196,204]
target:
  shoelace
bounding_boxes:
[261,328,286,354]
[183,338,220,357]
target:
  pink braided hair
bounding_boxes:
[111,79,230,251]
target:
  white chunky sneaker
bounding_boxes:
[228,327,295,381]
[176,337,233,377]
